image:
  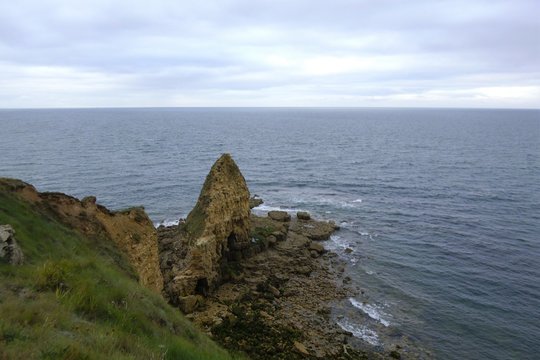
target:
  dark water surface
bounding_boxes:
[1,108,539,359]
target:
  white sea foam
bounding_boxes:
[292,195,363,209]
[336,319,380,346]
[252,204,304,214]
[329,235,350,250]
[349,298,391,327]
[154,219,181,228]
[360,232,369,236]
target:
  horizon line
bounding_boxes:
[1,105,539,111]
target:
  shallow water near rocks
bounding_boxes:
[1,107,539,359]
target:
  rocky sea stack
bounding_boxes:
[160,154,253,311]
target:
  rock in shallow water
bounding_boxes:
[248,196,264,209]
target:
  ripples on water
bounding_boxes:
[1,108,539,359]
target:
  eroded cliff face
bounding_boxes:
[160,154,251,308]
[0,178,164,293]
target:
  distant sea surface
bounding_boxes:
[1,108,539,359]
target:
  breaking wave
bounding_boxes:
[337,319,380,346]
[349,298,391,327]
[251,204,304,214]
[154,219,181,228]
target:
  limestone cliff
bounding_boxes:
[0,178,164,293]
[162,154,251,307]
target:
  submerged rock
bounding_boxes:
[0,224,24,265]
[166,154,251,306]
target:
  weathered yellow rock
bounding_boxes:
[96,206,164,293]
[294,341,310,355]
[170,154,251,301]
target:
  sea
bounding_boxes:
[1,107,539,359]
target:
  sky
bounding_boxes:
[0,0,539,108]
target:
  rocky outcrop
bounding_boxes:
[249,196,264,209]
[0,178,163,293]
[290,218,339,241]
[96,206,164,293]
[268,210,291,222]
[296,211,311,220]
[0,224,24,265]
[161,154,251,309]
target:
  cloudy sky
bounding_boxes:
[1,0,539,108]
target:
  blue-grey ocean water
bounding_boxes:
[1,108,539,359]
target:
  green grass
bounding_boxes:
[184,203,207,240]
[250,226,275,242]
[0,191,235,360]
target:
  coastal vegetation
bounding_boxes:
[0,189,234,359]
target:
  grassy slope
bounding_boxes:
[0,191,234,360]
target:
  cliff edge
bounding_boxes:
[0,179,232,359]
[0,178,163,293]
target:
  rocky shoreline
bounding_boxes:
[157,208,424,359]
[1,154,415,359]
[155,154,408,359]
[159,210,377,359]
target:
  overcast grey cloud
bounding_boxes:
[0,0,539,108]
